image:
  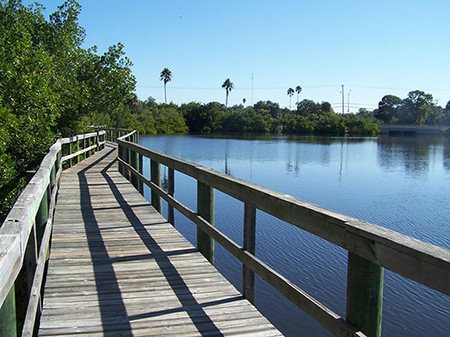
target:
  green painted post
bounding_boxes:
[168,168,175,225]
[346,252,384,337]
[243,203,256,304]
[35,188,49,250]
[197,181,214,264]
[0,284,17,337]
[150,159,162,213]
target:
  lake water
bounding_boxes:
[139,134,450,337]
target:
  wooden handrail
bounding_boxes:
[0,130,105,337]
[117,133,450,337]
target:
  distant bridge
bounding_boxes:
[379,124,447,136]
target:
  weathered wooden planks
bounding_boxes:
[38,143,282,336]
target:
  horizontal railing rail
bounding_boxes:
[0,130,106,337]
[91,125,133,143]
[117,131,450,337]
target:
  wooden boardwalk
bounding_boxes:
[38,143,282,336]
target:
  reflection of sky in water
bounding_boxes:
[140,134,450,337]
[141,134,449,248]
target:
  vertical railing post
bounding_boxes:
[123,144,129,178]
[197,181,214,264]
[0,284,17,337]
[91,135,95,156]
[346,252,384,337]
[168,168,175,225]
[96,130,99,152]
[56,148,62,173]
[67,142,72,167]
[243,203,256,304]
[126,142,131,181]
[86,137,90,158]
[35,188,49,250]
[138,152,144,195]
[83,136,86,160]
[75,137,79,164]
[130,144,138,190]
[24,225,38,294]
[118,141,123,176]
[100,131,104,150]
[150,159,162,213]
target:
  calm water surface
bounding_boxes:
[139,134,450,337]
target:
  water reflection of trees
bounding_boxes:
[377,136,445,174]
[285,137,358,175]
[443,138,450,172]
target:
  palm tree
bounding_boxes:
[160,68,172,104]
[295,85,302,104]
[287,88,294,110]
[222,78,234,108]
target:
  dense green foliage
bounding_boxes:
[374,90,450,125]
[106,97,380,137]
[0,0,135,220]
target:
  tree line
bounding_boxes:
[373,90,450,125]
[90,96,380,137]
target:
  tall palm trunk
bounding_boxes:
[164,83,167,104]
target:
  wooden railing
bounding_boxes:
[117,130,450,337]
[0,130,106,337]
[91,125,133,143]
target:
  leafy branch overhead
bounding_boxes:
[0,0,136,220]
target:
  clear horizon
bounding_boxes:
[24,0,450,112]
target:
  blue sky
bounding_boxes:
[26,0,450,111]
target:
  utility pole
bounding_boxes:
[348,89,351,113]
[341,84,345,114]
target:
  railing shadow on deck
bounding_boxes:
[0,129,107,336]
[99,155,239,336]
[115,129,450,337]
[77,144,133,336]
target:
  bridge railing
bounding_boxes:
[117,131,450,337]
[0,130,106,337]
[91,125,133,143]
